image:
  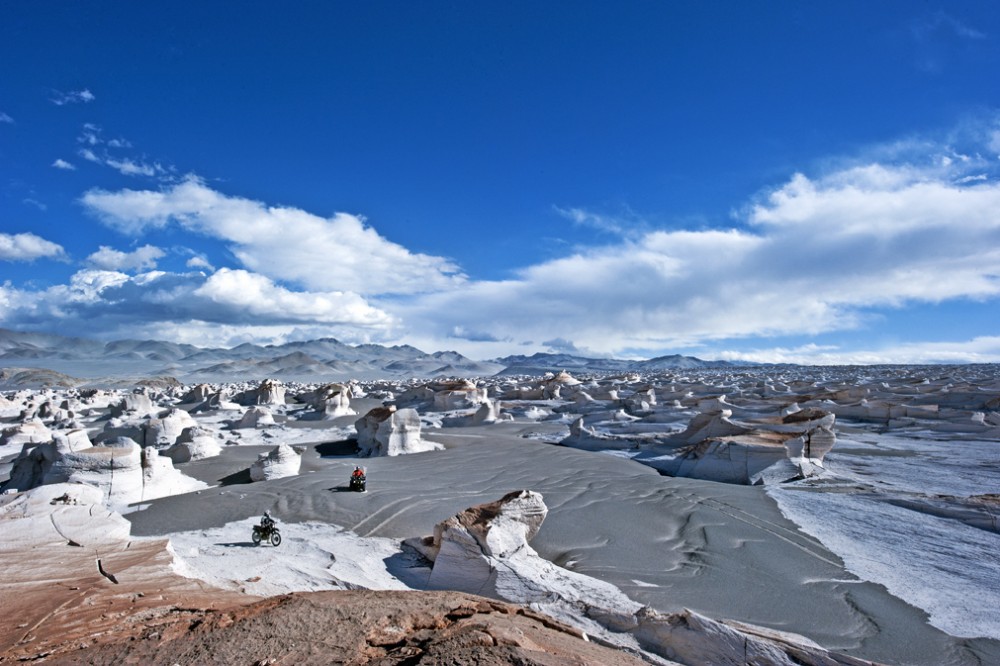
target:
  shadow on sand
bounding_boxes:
[382,549,433,589]
[219,468,253,486]
[315,439,358,457]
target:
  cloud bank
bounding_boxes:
[86,245,165,272]
[81,177,466,295]
[2,125,997,363]
[0,268,395,345]
[403,146,1000,357]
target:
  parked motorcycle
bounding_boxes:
[252,522,281,546]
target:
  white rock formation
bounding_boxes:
[409,491,872,666]
[143,408,198,448]
[5,437,205,511]
[0,418,52,449]
[249,443,302,481]
[237,406,276,429]
[675,408,751,444]
[180,384,215,403]
[431,379,490,411]
[0,483,132,549]
[321,389,356,418]
[355,405,441,457]
[109,392,157,418]
[240,378,286,406]
[442,399,504,427]
[164,427,223,463]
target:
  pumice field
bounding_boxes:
[2,362,997,665]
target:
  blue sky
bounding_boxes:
[2,2,999,364]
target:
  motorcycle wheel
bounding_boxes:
[252,528,262,546]
[270,531,282,547]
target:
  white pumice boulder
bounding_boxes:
[180,383,215,403]
[108,391,157,418]
[143,408,198,448]
[164,427,223,463]
[0,418,53,449]
[355,405,441,457]
[237,378,286,406]
[237,406,276,429]
[429,379,490,411]
[249,443,302,481]
[320,389,355,418]
[675,408,751,444]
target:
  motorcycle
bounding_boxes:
[252,522,282,546]
[349,472,367,492]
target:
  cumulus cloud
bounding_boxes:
[81,177,465,295]
[15,123,1000,364]
[397,146,1000,357]
[50,88,96,105]
[185,254,214,271]
[86,244,166,272]
[52,158,76,170]
[0,268,395,342]
[0,233,65,262]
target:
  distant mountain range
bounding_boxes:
[0,328,743,387]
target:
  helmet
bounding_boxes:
[355,466,361,471]
[264,511,271,518]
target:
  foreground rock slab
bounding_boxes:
[38,590,654,666]
[412,490,880,666]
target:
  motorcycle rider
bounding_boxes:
[260,510,275,530]
[351,466,365,479]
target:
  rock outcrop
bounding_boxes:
[409,491,877,666]
[163,427,223,463]
[235,378,286,406]
[236,405,276,429]
[249,443,302,481]
[4,436,206,510]
[355,405,441,457]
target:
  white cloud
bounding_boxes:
[77,149,163,178]
[52,158,76,170]
[50,88,96,105]
[16,123,1000,363]
[194,268,393,325]
[185,255,214,271]
[398,152,1000,357]
[0,233,66,262]
[555,206,632,236]
[0,268,395,342]
[0,112,13,124]
[81,177,466,295]
[104,157,161,177]
[86,244,166,272]
[74,124,167,178]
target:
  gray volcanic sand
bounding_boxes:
[126,419,999,666]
